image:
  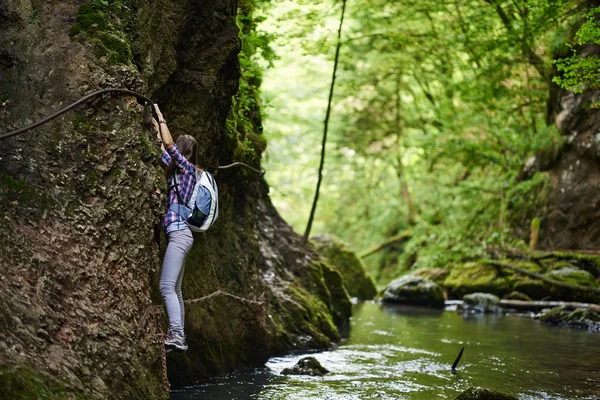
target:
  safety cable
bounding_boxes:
[0,88,265,175]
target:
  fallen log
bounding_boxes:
[486,260,600,295]
[446,299,600,313]
[500,299,600,313]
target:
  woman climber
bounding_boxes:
[152,103,199,353]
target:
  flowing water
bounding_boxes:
[171,302,600,400]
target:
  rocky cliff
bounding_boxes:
[514,44,600,251]
[0,1,350,398]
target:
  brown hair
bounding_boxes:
[166,134,198,178]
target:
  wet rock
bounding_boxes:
[312,234,377,300]
[455,387,518,400]
[414,268,448,285]
[459,293,502,314]
[381,275,445,308]
[281,357,329,376]
[536,306,600,331]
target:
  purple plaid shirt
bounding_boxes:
[162,144,197,231]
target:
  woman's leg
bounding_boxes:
[159,229,194,333]
[175,263,186,330]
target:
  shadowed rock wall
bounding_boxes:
[0,0,349,398]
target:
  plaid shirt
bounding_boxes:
[162,144,197,231]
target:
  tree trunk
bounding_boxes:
[303,0,347,242]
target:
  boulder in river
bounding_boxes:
[312,234,378,300]
[459,293,502,314]
[381,275,445,308]
[455,387,518,400]
[536,306,600,332]
[281,357,330,376]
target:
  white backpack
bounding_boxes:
[171,170,219,232]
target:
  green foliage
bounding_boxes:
[554,6,600,97]
[259,0,595,285]
[28,9,40,24]
[227,0,278,164]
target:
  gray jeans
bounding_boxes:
[159,228,194,333]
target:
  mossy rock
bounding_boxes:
[546,267,597,286]
[536,306,600,331]
[459,293,502,314]
[0,365,73,400]
[455,387,518,400]
[69,2,133,66]
[444,261,554,300]
[311,235,377,300]
[381,275,445,308]
[414,268,449,285]
[444,262,513,298]
[281,356,329,376]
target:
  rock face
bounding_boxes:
[455,387,518,400]
[381,275,445,307]
[513,51,600,251]
[459,293,502,314]
[0,1,350,398]
[536,306,600,332]
[312,234,378,300]
[281,356,329,376]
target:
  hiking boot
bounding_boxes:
[165,329,187,352]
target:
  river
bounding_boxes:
[171,302,600,399]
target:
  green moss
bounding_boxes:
[320,262,352,327]
[0,175,55,211]
[444,260,554,299]
[540,251,600,278]
[0,366,73,400]
[93,32,132,65]
[69,4,110,36]
[546,267,597,286]
[69,2,133,65]
[444,262,511,297]
[537,306,600,331]
[311,235,378,300]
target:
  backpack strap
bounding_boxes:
[169,172,193,219]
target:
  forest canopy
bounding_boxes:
[258,0,599,283]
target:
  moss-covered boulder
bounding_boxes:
[281,357,329,376]
[444,262,518,298]
[312,235,378,300]
[455,387,518,400]
[444,254,600,303]
[546,267,596,286]
[381,275,445,308]
[459,293,502,314]
[536,306,600,331]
